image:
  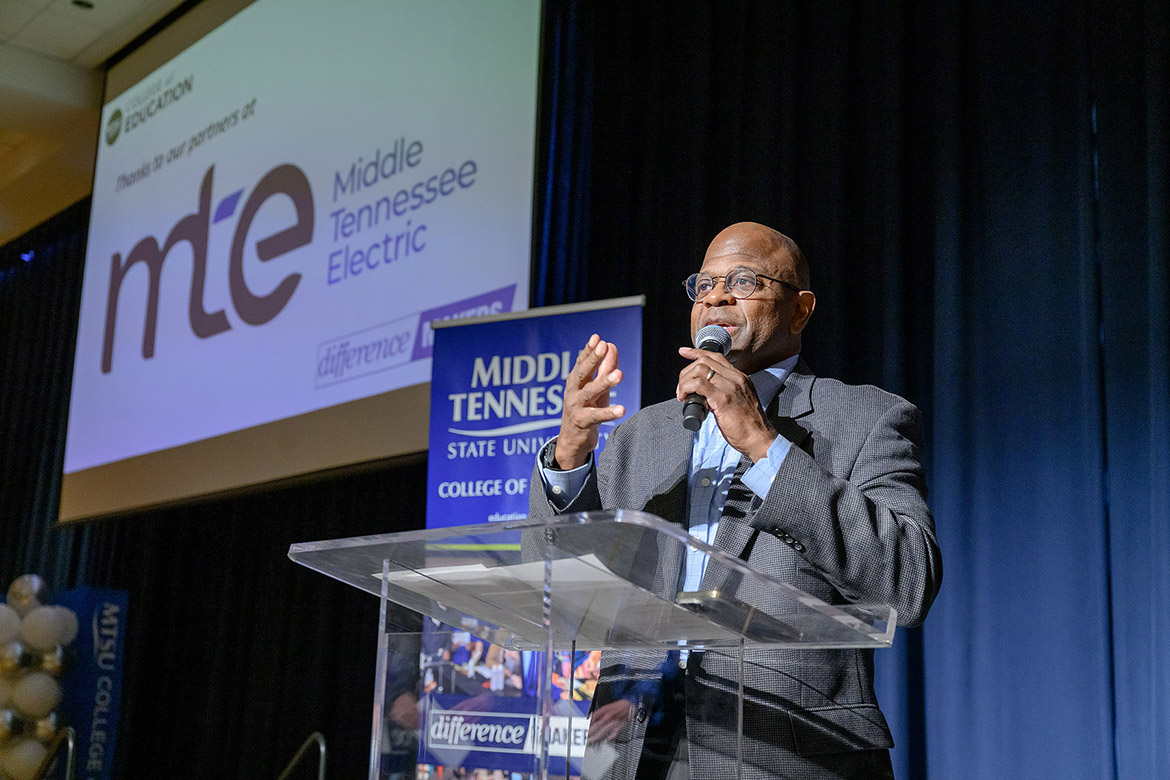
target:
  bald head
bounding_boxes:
[705,222,810,291]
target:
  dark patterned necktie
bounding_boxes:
[698,455,760,598]
[720,455,756,524]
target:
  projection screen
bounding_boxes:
[60,0,542,522]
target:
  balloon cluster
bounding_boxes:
[0,575,78,780]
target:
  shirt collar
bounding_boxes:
[749,353,800,410]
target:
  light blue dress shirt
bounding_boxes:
[540,354,800,593]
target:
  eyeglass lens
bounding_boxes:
[688,269,758,300]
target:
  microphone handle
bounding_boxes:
[682,393,707,431]
[681,326,729,431]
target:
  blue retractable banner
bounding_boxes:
[55,587,128,780]
[426,298,643,530]
[419,298,641,775]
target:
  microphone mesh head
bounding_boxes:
[694,324,732,355]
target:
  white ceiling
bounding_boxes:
[0,0,186,247]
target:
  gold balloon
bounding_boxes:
[33,713,56,743]
[0,708,14,743]
[5,576,47,618]
[0,641,28,676]
[36,648,63,678]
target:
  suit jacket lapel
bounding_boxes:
[770,360,815,454]
[645,402,693,521]
[647,403,694,595]
[711,361,817,561]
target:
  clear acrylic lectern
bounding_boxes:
[289,510,895,780]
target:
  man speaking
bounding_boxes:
[530,222,942,779]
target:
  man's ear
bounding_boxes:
[790,291,816,334]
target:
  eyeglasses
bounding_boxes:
[684,268,804,301]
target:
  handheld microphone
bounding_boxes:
[682,324,732,431]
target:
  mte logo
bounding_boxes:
[101,164,313,373]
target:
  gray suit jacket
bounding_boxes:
[529,362,942,780]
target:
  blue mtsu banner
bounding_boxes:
[55,587,128,780]
[426,298,643,529]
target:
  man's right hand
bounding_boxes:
[586,699,636,744]
[554,334,625,470]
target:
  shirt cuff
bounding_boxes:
[537,438,593,511]
[741,435,793,498]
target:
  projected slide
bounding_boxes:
[65,0,539,486]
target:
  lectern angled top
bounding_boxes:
[288,509,895,651]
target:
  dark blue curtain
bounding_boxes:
[1094,2,1170,776]
[2,2,1167,778]
[533,2,1168,779]
[0,199,89,584]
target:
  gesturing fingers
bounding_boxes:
[564,404,627,437]
[555,335,626,470]
[581,349,622,406]
[570,337,622,406]
[568,334,607,390]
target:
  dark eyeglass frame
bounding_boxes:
[684,268,805,301]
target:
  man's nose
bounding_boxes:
[702,278,736,304]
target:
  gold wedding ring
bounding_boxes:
[706,368,717,381]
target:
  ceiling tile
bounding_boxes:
[45,0,156,31]
[9,9,105,60]
[0,1,44,41]
[70,0,187,68]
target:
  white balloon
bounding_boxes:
[18,608,62,652]
[0,605,18,644]
[0,737,48,780]
[53,607,78,647]
[11,672,61,719]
